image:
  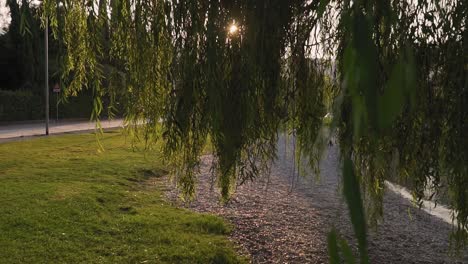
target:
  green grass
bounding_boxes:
[0,131,246,264]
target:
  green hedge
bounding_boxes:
[0,89,94,122]
[0,90,42,121]
[52,92,94,120]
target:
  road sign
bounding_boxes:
[53,83,60,93]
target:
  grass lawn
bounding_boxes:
[0,131,245,263]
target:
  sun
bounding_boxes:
[228,21,238,35]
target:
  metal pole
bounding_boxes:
[56,92,59,122]
[45,17,49,135]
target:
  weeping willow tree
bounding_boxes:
[41,0,467,261]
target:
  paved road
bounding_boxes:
[0,119,124,141]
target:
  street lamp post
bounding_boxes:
[44,17,49,135]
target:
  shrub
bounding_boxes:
[0,90,42,121]
[0,89,94,122]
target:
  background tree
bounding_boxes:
[1,0,43,92]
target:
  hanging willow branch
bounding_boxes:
[42,0,467,250]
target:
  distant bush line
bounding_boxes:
[0,89,93,122]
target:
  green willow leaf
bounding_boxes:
[343,158,368,264]
[318,0,331,18]
[377,45,417,130]
[339,238,357,264]
[327,229,341,264]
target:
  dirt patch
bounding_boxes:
[140,168,168,179]
[119,206,138,215]
[126,168,169,183]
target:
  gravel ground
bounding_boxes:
[164,137,468,263]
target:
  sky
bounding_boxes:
[0,0,42,34]
[0,0,10,34]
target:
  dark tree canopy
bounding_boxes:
[41,0,467,259]
[1,0,45,92]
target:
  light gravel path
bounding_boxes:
[165,136,468,263]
